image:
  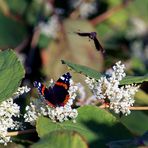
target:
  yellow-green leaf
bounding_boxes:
[0,49,25,103]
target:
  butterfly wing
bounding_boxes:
[33,81,57,107]
[34,73,72,107]
[93,37,105,54]
[52,72,71,106]
[75,32,90,37]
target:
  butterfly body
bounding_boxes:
[34,72,71,107]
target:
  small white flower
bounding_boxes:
[85,61,140,115]
[24,98,45,126]
[79,1,97,18]
[0,86,30,145]
[38,15,60,38]
[13,86,30,99]
[71,0,97,18]
[0,98,20,145]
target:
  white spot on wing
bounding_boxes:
[60,76,65,80]
[38,82,41,87]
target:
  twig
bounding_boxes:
[90,0,133,26]
[15,38,29,52]
[7,129,36,137]
[99,104,110,109]
[31,27,41,48]
[99,104,148,110]
[129,106,148,110]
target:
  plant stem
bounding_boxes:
[90,0,133,26]
[99,104,148,110]
[7,129,36,137]
[129,106,148,110]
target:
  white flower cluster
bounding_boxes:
[13,86,31,98]
[71,0,97,18]
[85,61,140,115]
[24,99,46,126]
[24,80,78,125]
[38,15,60,38]
[0,86,30,145]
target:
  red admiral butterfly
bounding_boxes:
[34,72,71,108]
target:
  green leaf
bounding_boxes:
[38,34,52,49]
[118,111,148,135]
[96,23,114,39]
[0,13,28,48]
[107,139,137,148]
[5,0,28,15]
[127,0,148,22]
[135,90,148,105]
[0,49,25,103]
[62,60,148,85]
[0,142,24,148]
[25,1,44,26]
[31,130,88,148]
[107,0,122,6]
[36,106,132,148]
[108,9,128,30]
[131,57,147,74]
[120,75,148,85]
[107,131,148,147]
[61,60,102,79]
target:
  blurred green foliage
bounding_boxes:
[0,0,148,147]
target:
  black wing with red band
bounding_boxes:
[34,72,71,108]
